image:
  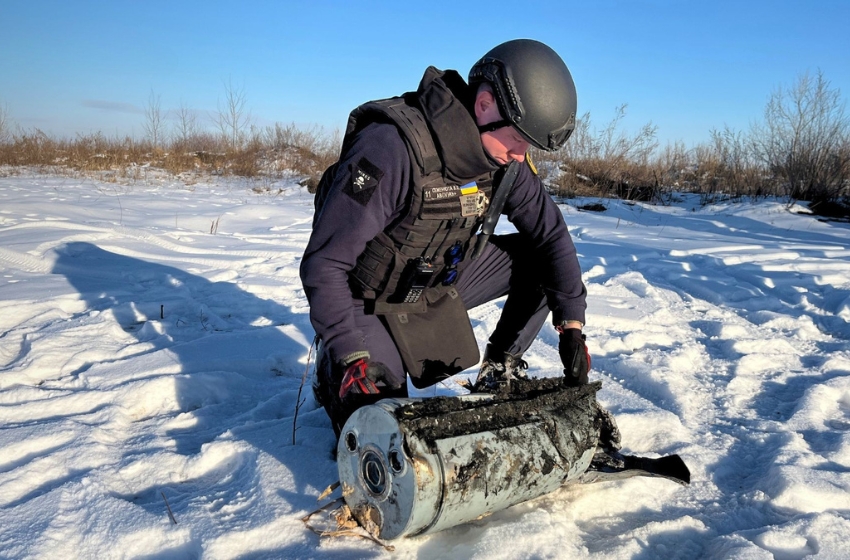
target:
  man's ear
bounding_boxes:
[474,90,497,122]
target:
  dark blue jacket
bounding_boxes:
[301,73,587,364]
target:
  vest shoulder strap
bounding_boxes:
[348,97,442,176]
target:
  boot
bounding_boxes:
[472,344,528,392]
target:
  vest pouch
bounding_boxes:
[379,287,479,389]
[350,234,397,300]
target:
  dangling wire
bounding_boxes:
[292,335,318,445]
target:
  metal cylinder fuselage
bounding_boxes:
[337,383,600,539]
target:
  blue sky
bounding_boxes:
[2,0,848,147]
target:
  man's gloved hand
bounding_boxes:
[338,358,398,399]
[558,328,590,387]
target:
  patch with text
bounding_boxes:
[343,157,384,206]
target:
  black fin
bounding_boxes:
[581,450,691,486]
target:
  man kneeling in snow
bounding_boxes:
[300,39,590,436]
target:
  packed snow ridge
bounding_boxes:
[1,174,849,559]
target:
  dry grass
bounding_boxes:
[535,86,850,207]
[1,70,847,209]
[0,123,340,186]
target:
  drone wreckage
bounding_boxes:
[304,377,690,547]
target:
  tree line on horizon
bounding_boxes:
[0,72,847,210]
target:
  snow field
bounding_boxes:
[1,175,850,558]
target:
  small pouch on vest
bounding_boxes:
[379,287,479,388]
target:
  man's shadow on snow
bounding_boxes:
[52,242,357,553]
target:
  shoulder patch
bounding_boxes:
[344,157,384,206]
[525,152,538,175]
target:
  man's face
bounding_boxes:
[474,89,531,165]
[481,126,530,165]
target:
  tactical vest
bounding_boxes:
[323,95,497,315]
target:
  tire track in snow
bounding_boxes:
[115,230,285,260]
[0,247,54,274]
[0,219,286,274]
[0,220,111,235]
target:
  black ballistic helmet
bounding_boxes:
[469,39,577,151]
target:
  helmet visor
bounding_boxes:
[511,120,571,152]
[544,118,575,151]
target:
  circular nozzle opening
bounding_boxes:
[344,431,358,453]
[389,449,405,474]
[360,450,387,496]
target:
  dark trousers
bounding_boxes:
[314,233,549,435]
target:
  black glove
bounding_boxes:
[338,358,399,399]
[558,328,590,387]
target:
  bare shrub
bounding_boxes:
[530,71,848,210]
[5,69,849,209]
[213,80,251,151]
[0,102,10,143]
[142,90,165,150]
[0,109,345,188]
[708,127,750,196]
[708,126,777,199]
[653,141,691,189]
[227,129,263,177]
[536,105,659,200]
[751,70,850,202]
[5,128,58,168]
[263,121,340,184]
[171,100,199,148]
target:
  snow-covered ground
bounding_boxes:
[1,172,849,559]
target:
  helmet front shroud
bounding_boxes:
[469,39,577,152]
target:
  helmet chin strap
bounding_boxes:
[476,119,512,134]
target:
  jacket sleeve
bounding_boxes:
[502,162,587,325]
[299,123,411,363]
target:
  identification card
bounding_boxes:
[460,193,478,217]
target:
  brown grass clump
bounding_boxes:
[0,123,340,186]
[534,72,850,209]
[2,69,847,211]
